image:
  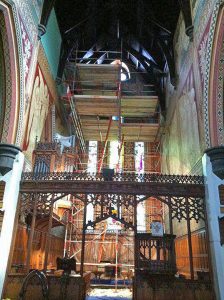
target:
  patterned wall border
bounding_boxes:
[15,0,39,112]
[11,2,25,146]
[0,1,25,146]
[204,0,224,147]
[210,32,224,145]
[0,12,11,143]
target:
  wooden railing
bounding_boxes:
[21,172,204,185]
[136,233,177,275]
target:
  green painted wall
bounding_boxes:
[41,9,62,79]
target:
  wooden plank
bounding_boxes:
[121,96,158,117]
[20,181,205,197]
[76,64,120,86]
[74,95,158,117]
[80,116,159,141]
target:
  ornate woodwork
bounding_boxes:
[19,172,207,281]
[20,173,204,198]
[136,233,176,275]
[123,142,135,172]
[85,194,136,230]
[144,142,160,173]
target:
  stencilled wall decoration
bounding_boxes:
[19,16,33,84]
[23,64,52,161]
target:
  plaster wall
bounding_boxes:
[162,0,216,175]
[0,1,65,167]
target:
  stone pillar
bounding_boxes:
[202,152,224,300]
[0,151,24,298]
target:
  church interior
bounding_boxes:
[0,0,224,299]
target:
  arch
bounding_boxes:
[19,269,49,300]
[0,28,5,138]
[87,214,135,230]
[204,1,224,147]
[0,1,24,146]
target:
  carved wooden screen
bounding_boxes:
[144,142,160,173]
[123,142,135,172]
[136,233,176,275]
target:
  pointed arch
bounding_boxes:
[204,1,224,147]
[0,1,24,146]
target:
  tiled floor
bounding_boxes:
[86,288,132,300]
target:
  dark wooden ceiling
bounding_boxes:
[53,1,192,115]
[55,0,180,38]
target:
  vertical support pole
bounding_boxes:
[186,197,194,280]
[43,197,54,272]
[51,104,56,141]
[203,196,215,291]
[168,197,173,235]
[26,193,38,273]
[97,117,112,173]
[68,221,72,257]
[63,223,68,257]
[115,229,118,292]
[168,196,175,270]
[80,196,87,276]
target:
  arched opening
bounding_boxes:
[0,1,23,145]
[207,4,224,146]
[0,26,5,138]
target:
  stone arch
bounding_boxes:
[0,1,24,146]
[204,0,224,147]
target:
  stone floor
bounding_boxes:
[86,288,132,300]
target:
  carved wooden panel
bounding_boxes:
[12,224,64,270]
[175,229,209,276]
[144,142,160,173]
[136,233,177,274]
[145,197,163,231]
[123,142,135,171]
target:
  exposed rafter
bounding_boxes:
[178,0,194,41]
[38,0,56,39]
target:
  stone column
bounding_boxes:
[202,152,224,300]
[0,151,24,298]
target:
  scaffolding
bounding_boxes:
[61,48,163,275]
